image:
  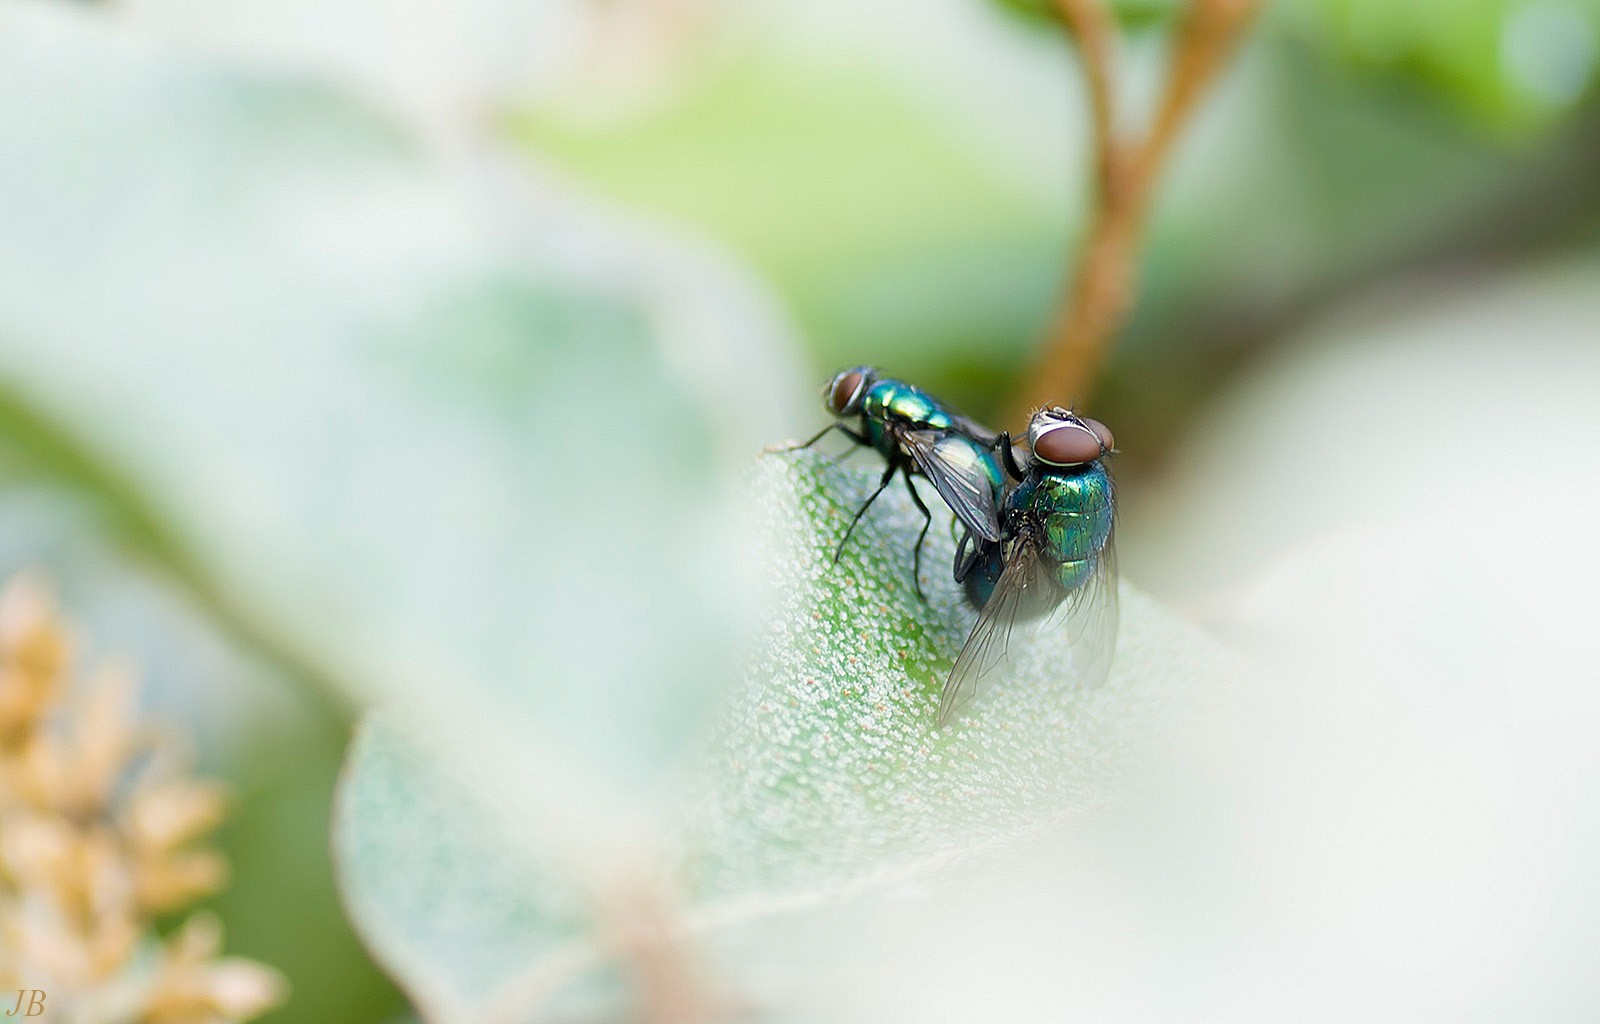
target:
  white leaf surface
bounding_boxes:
[677,451,1221,902]
[0,0,804,825]
[337,450,1231,1020]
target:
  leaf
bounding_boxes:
[1284,0,1600,128]
[336,450,1234,1020]
[335,720,600,1023]
[115,0,568,131]
[989,0,1180,30]
[676,451,1210,903]
[512,57,1067,393]
[0,0,804,815]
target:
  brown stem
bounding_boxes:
[1008,0,1265,424]
[1146,0,1263,174]
[1055,0,1122,191]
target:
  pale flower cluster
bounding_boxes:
[0,576,285,1024]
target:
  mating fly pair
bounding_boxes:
[781,366,1118,725]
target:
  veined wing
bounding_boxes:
[947,410,999,447]
[903,429,1002,543]
[1037,519,1119,690]
[937,531,1048,726]
[939,523,1120,726]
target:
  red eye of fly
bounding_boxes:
[1032,422,1104,466]
[1081,417,1114,453]
[827,370,865,414]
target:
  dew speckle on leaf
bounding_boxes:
[671,451,1231,904]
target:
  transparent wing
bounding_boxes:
[937,533,1048,727]
[1036,519,1120,690]
[939,522,1120,726]
[946,411,999,447]
[902,429,1002,542]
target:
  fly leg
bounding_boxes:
[947,510,966,547]
[902,466,933,601]
[767,421,869,455]
[834,460,896,564]
[994,430,1028,481]
[953,529,974,583]
[824,424,873,465]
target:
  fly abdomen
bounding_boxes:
[1051,556,1101,592]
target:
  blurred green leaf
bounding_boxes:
[0,0,803,806]
[219,710,410,1024]
[1282,0,1600,129]
[989,0,1181,30]
[0,4,802,1018]
[512,59,1065,382]
[336,720,597,1021]
[993,0,1600,127]
[336,450,1231,1018]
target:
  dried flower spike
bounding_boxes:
[0,575,286,1024]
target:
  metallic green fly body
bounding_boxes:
[783,366,1006,597]
[943,407,1118,725]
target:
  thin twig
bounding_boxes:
[1055,0,1123,193]
[1008,0,1265,423]
[1144,0,1263,175]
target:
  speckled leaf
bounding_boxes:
[336,719,608,1024]
[674,450,1218,903]
[336,449,1230,1020]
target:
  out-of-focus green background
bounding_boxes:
[1,0,1596,1020]
[514,0,1600,476]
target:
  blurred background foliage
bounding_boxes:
[516,0,1600,478]
[0,0,1596,1020]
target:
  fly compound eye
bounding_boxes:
[1081,417,1114,453]
[1026,409,1066,449]
[1030,418,1105,467]
[825,367,869,415]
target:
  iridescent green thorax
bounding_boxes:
[860,379,953,455]
[861,379,1005,505]
[1008,462,1113,592]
